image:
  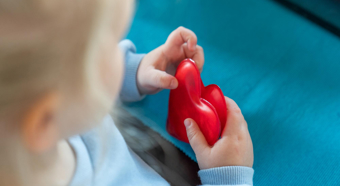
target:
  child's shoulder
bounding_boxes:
[68,114,169,186]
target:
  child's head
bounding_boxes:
[0,0,133,182]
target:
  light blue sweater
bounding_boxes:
[68,40,254,186]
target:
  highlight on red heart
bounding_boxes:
[166,58,227,146]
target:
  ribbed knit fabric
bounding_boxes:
[118,39,145,102]
[199,166,254,186]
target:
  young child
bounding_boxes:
[0,0,254,185]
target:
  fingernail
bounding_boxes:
[170,79,177,89]
[192,45,196,51]
[184,119,191,128]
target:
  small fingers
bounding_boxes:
[184,118,210,154]
[193,46,204,72]
[183,44,204,72]
[221,96,246,137]
[147,69,178,89]
[166,26,197,51]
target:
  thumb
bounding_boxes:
[147,69,178,89]
[184,118,209,154]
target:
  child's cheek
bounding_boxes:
[100,46,124,101]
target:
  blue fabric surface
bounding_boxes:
[123,0,340,185]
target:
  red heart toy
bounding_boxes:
[166,58,227,146]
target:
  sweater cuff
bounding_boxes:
[119,39,146,102]
[198,166,254,186]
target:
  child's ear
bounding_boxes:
[22,92,60,154]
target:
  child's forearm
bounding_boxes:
[199,166,254,186]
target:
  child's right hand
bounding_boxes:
[184,97,253,170]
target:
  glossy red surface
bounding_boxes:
[166,59,227,146]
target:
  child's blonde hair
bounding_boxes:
[0,0,129,184]
[0,0,117,125]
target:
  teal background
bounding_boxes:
[124,0,340,185]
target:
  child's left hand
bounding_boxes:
[137,27,204,95]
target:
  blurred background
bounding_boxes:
[117,1,340,185]
[274,0,340,37]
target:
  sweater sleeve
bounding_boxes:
[118,39,146,102]
[199,166,254,186]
